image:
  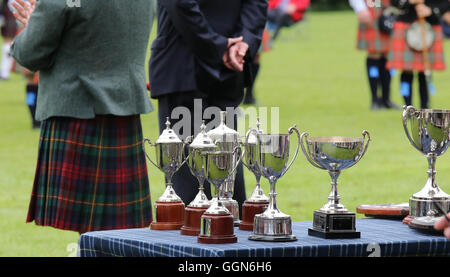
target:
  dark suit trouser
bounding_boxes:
[156,70,246,218]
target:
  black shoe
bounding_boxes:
[371,101,384,110]
[382,100,402,110]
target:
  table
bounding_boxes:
[78,219,450,257]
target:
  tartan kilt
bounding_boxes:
[26,115,152,233]
[357,23,392,54]
[387,22,446,71]
[356,5,391,54]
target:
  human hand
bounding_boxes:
[434,213,450,238]
[11,0,36,27]
[223,37,248,72]
[415,3,432,18]
[285,4,297,15]
[443,11,450,25]
[357,9,373,26]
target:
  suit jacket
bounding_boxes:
[11,0,156,121]
[149,0,268,98]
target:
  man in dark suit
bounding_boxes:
[149,0,268,215]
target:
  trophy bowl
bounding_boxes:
[402,106,450,219]
[301,131,370,239]
[248,125,300,242]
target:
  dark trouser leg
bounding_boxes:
[268,9,294,40]
[379,57,391,104]
[366,57,382,109]
[418,72,429,109]
[243,62,260,105]
[400,71,413,106]
[26,84,40,129]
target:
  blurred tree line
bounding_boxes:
[310,0,351,11]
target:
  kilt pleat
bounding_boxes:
[27,115,152,233]
[387,22,446,71]
[356,1,391,54]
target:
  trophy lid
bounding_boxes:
[207,111,240,144]
[190,121,216,149]
[247,118,264,145]
[155,117,182,144]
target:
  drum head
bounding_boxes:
[406,21,435,51]
[356,203,409,219]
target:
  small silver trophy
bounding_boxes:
[248,125,301,242]
[198,149,241,244]
[207,111,242,226]
[300,131,371,239]
[143,118,188,230]
[402,106,450,226]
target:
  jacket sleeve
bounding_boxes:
[238,0,268,60]
[11,0,67,72]
[160,0,228,69]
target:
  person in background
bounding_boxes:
[0,0,17,80]
[387,0,450,109]
[23,68,39,129]
[11,0,156,234]
[350,0,401,110]
[267,0,310,40]
[149,0,267,215]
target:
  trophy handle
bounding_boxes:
[402,105,422,152]
[281,125,301,177]
[349,130,371,168]
[231,144,245,177]
[300,132,326,170]
[143,138,160,170]
[241,128,258,170]
[179,136,193,168]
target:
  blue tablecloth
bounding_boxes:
[78,219,450,257]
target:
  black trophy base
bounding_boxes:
[308,210,360,239]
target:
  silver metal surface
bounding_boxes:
[402,106,450,217]
[207,111,243,222]
[301,131,371,214]
[203,150,239,215]
[243,119,269,203]
[248,125,300,241]
[186,121,215,208]
[143,118,188,203]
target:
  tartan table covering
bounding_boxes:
[78,219,450,257]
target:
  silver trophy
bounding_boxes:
[207,111,243,226]
[198,149,240,244]
[143,118,188,230]
[239,119,270,231]
[180,121,216,235]
[248,125,301,242]
[301,131,371,239]
[402,106,450,221]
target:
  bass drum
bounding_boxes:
[406,21,435,51]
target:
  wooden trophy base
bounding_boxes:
[180,206,208,236]
[150,201,185,230]
[356,203,409,219]
[239,201,269,231]
[197,213,237,244]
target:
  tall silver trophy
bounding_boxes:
[207,111,243,226]
[180,121,216,236]
[239,119,270,231]
[301,131,371,239]
[402,106,450,226]
[143,118,189,230]
[248,125,301,242]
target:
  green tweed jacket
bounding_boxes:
[11,0,156,121]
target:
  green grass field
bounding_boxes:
[1,11,450,257]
